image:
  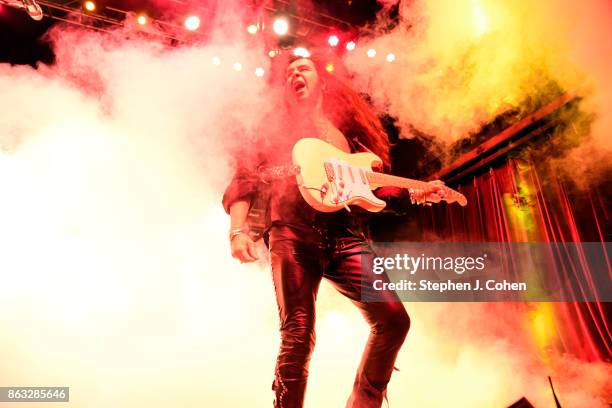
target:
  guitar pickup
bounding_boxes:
[324,162,335,181]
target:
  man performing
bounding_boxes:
[222,50,443,408]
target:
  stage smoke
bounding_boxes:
[0,0,609,407]
[347,0,612,183]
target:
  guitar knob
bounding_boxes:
[320,184,328,200]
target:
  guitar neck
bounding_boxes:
[366,171,432,190]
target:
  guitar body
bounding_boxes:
[245,138,465,237]
[292,138,388,212]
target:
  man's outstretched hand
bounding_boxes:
[230,233,259,263]
[409,180,446,205]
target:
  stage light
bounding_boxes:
[247,24,258,35]
[255,67,265,77]
[233,62,242,71]
[325,63,334,73]
[137,15,147,25]
[328,35,339,47]
[184,15,200,31]
[84,1,95,11]
[293,47,310,58]
[386,53,396,62]
[268,50,278,58]
[367,48,376,58]
[272,17,289,36]
[346,41,356,51]
[212,56,221,66]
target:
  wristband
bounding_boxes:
[229,227,249,242]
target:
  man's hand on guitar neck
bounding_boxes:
[409,180,446,205]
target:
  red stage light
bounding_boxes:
[346,41,356,51]
[328,35,339,47]
[367,48,376,58]
[84,1,95,12]
[184,15,200,31]
[137,15,147,26]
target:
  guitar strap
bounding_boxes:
[256,164,301,183]
[245,164,300,242]
[245,189,268,242]
[350,136,372,154]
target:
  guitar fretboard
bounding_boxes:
[366,171,432,190]
[366,171,467,206]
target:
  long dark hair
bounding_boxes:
[283,49,391,169]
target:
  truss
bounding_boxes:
[18,0,352,46]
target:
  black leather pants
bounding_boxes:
[268,223,410,408]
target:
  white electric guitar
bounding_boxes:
[291,138,467,213]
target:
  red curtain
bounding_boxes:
[419,158,611,361]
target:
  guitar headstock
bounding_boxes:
[436,186,468,207]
